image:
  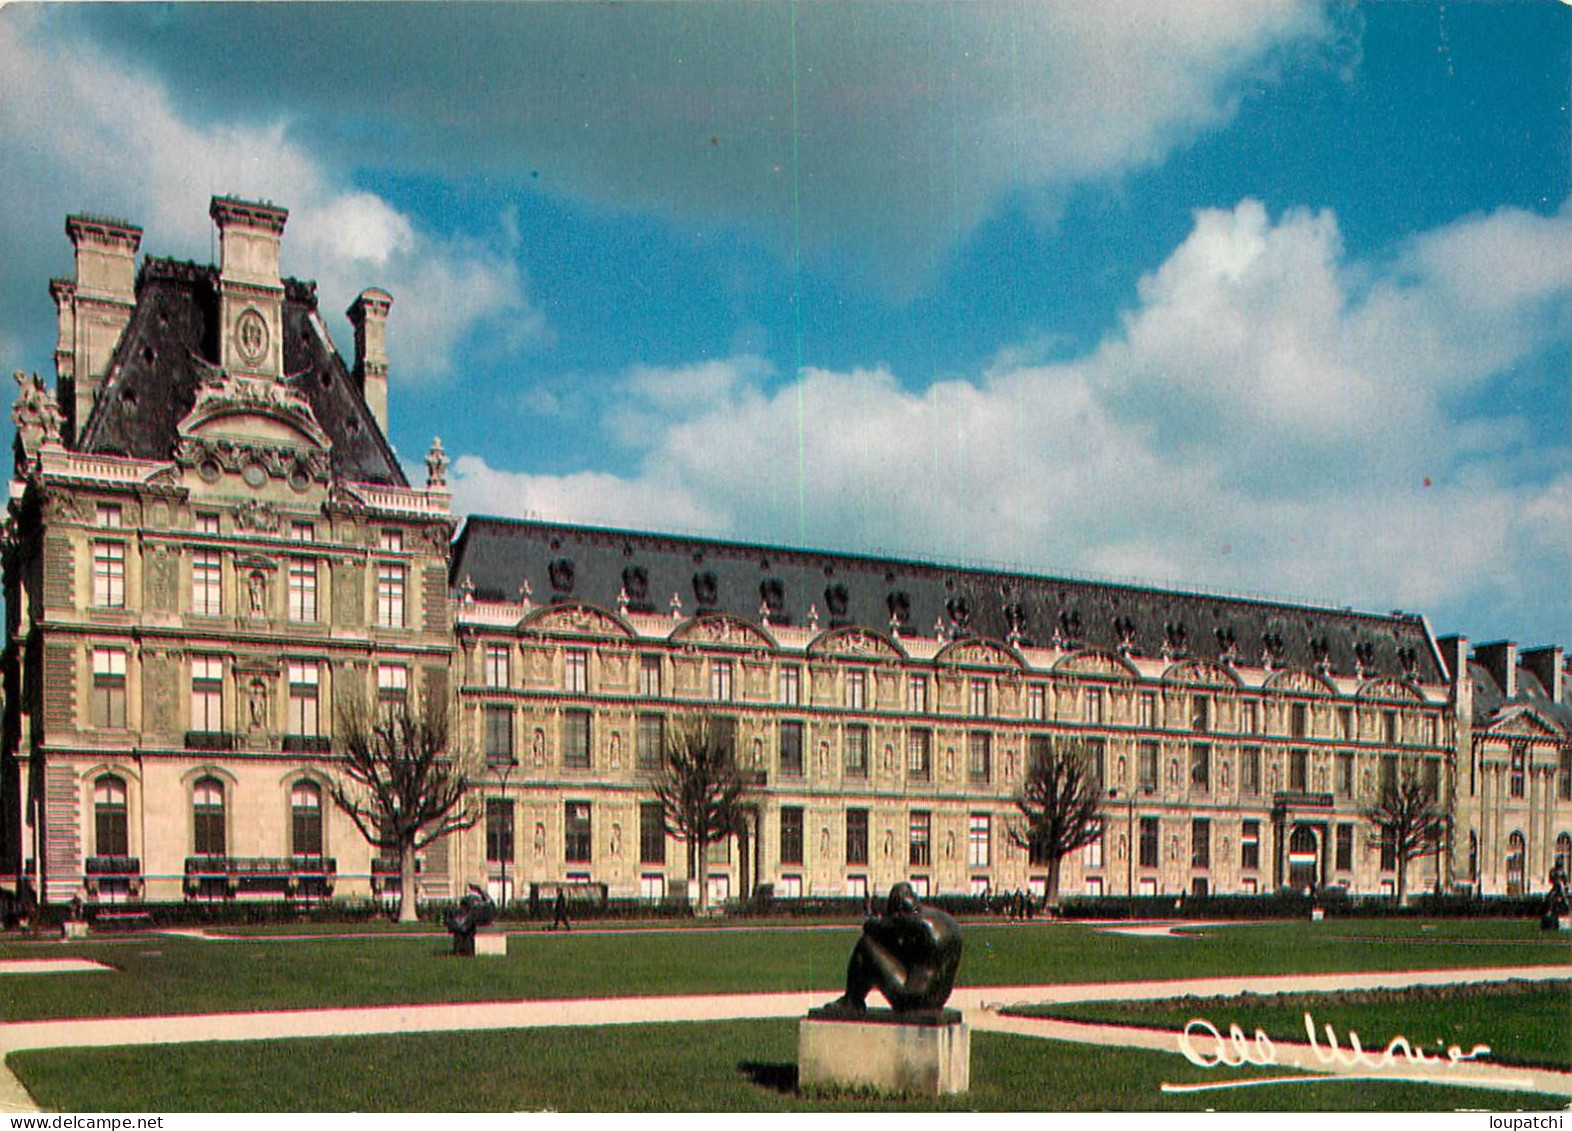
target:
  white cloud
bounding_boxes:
[0,13,543,382]
[458,198,1572,639]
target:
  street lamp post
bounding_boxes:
[496,758,515,910]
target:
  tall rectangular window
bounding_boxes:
[778,665,801,705]
[379,529,403,553]
[710,660,733,701]
[1083,827,1104,869]
[191,656,223,732]
[844,724,869,778]
[376,564,406,628]
[564,801,592,863]
[1086,688,1104,725]
[1190,743,1211,793]
[289,521,314,542]
[95,503,122,528]
[94,776,129,856]
[1138,741,1159,792]
[1290,748,1309,792]
[377,664,408,708]
[1026,684,1045,721]
[286,662,320,737]
[846,809,870,866]
[483,645,510,688]
[484,705,514,765]
[968,732,992,783]
[1241,820,1260,871]
[1241,700,1259,734]
[564,649,589,694]
[845,669,867,710]
[639,655,662,697]
[908,675,929,713]
[907,728,931,780]
[1139,692,1156,729]
[1191,818,1210,868]
[562,710,591,769]
[1380,826,1397,872]
[908,811,931,867]
[91,648,127,728]
[485,799,515,864]
[780,806,804,865]
[1241,746,1261,795]
[287,558,317,621]
[968,813,991,868]
[1191,695,1210,733]
[192,779,225,857]
[1339,707,1354,740]
[1139,817,1159,869]
[1290,702,1308,739]
[779,721,804,777]
[1560,746,1572,802]
[969,679,989,717]
[93,542,126,608]
[195,512,221,535]
[1510,744,1526,799]
[637,714,665,770]
[192,550,222,616]
[640,802,666,865]
[1383,710,1398,745]
[1336,752,1354,798]
[1336,823,1354,872]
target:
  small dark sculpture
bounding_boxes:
[826,882,963,1014]
[1542,865,1569,930]
[445,885,495,956]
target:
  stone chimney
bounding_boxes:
[54,214,142,445]
[1521,645,1564,704]
[210,196,288,380]
[347,288,392,434]
[1473,640,1517,701]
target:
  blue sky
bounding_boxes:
[1,2,1568,650]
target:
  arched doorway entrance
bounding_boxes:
[1288,825,1320,892]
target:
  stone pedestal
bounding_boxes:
[474,932,507,956]
[1310,908,1325,921]
[60,920,88,940]
[798,1008,969,1095]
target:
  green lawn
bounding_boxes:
[1,918,1566,1022]
[10,1020,1568,1113]
[1012,980,1572,1070]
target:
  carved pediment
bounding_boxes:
[1354,677,1423,702]
[670,613,776,651]
[1263,667,1336,695]
[934,637,1024,670]
[1054,649,1138,679]
[1484,706,1563,738]
[174,359,333,486]
[807,626,904,661]
[1164,658,1242,687]
[522,602,635,640]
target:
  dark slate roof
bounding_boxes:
[1470,662,1572,736]
[451,515,1445,683]
[76,257,405,486]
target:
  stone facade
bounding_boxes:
[2,197,1568,909]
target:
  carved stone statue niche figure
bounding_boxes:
[248,570,267,614]
[533,822,547,858]
[824,883,964,1013]
[247,679,267,729]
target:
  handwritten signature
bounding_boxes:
[1160,1012,1497,1094]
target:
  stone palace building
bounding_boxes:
[2,198,1568,909]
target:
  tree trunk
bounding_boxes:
[695,842,710,915]
[1046,856,1063,910]
[397,844,419,923]
[1396,854,1409,908]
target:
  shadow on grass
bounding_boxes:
[739,1059,798,1094]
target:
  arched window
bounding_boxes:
[1555,832,1571,878]
[94,775,128,857]
[193,777,226,857]
[291,781,323,858]
[1505,831,1526,896]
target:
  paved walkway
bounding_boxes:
[1,964,1567,1111]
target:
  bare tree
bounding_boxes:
[646,715,753,914]
[1364,757,1447,907]
[328,696,479,922]
[1006,737,1105,909]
